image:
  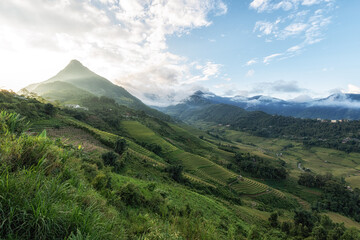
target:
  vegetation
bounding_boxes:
[1,89,360,239]
[298,172,360,222]
[165,100,360,153]
[273,211,360,239]
[233,152,287,179]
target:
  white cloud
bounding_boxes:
[302,0,327,6]
[284,23,308,35]
[186,61,222,84]
[202,62,222,79]
[263,53,283,64]
[250,0,333,12]
[250,80,306,98]
[347,84,360,94]
[0,0,227,106]
[249,0,270,12]
[216,1,228,15]
[290,94,313,102]
[254,20,279,36]
[274,1,296,11]
[250,0,335,65]
[246,59,257,66]
[287,44,302,52]
[246,69,255,77]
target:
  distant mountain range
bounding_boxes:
[20,60,170,121]
[19,59,360,121]
[160,90,360,120]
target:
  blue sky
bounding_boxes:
[167,0,360,100]
[0,0,359,105]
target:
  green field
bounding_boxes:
[209,127,360,188]
[121,121,286,196]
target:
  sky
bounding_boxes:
[0,0,359,106]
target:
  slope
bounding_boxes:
[161,93,360,154]
[2,90,360,239]
[121,120,283,196]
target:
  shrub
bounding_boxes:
[102,151,118,166]
[0,111,29,135]
[81,163,98,180]
[269,212,279,228]
[44,103,56,116]
[117,183,145,207]
[114,139,127,155]
[165,165,185,183]
[91,171,111,191]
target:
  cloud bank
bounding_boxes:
[0,0,227,105]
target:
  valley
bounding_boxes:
[1,60,360,239]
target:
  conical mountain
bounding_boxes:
[22,60,170,120]
[48,59,99,81]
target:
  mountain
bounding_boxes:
[163,90,360,120]
[2,89,360,239]
[159,90,360,153]
[21,60,170,120]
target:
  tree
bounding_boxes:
[280,221,291,234]
[247,226,263,240]
[102,151,117,166]
[294,210,316,231]
[165,165,185,183]
[269,212,279,228]
[114,138,127,155]
[44,103,56,116]
[328,224,345,240]
[312,225,327,240]
[340,228,360,240]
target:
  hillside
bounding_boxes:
[160,92,360,153]
[1,90,360,239]
[21,60,170,121]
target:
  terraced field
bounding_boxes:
[121,121,284,195]
[209,127,360,184]
[62,117,166,164]
[61,117,285,196]
[122,121,177,154]
[231,178,269,195]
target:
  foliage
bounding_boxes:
[139,141,163,155]
[299,173,360,222]
[298,172,336,188]
[234,152,287,179]
[102,151,118,166]
[166,101,360,153]
[0,110,250,239]
[0,110,29,135]
[44,103,56,116]
[2,90,360,239]
[269,212,279,227]
[271,212,360,239]
[165,165,186,183]
[114,138,127,155]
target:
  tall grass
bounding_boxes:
[0,110,251,239]
[0,111,29,135]
[0,111,122,239]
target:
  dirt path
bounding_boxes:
[298,162,305,172]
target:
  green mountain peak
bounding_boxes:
[21,60,171,121]
[48,59,100,82]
